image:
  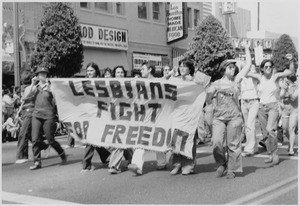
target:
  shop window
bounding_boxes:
[138,2,148,19]
[116,2,125,15]
[80,2,90,9]
[95,2,112,13]
[194,9,199,27]
[152,2,162,21]
[187,7,192,28]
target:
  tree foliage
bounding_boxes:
[30,2,83,77]
[272,34,298,72]
[185,14,235,78]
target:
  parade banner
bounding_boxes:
[51,78,206,159]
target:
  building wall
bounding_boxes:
[2,2,213,76]
[213,2,251,38]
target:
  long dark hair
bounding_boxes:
[86,62,100,77]
[112,65,126,77]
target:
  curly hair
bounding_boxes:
[112,65,126,77]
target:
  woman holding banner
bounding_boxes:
[128,62,168,175]
[247,54,295,165]
[206,44,252,179]
[170,58,197,175]
[81,62,111,172]
[108,65,133,174]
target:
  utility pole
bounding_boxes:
[13,2,20,87]
[257,2,260,31]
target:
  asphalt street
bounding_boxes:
[2,136,298,204]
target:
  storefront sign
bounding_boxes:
[80,23,128,50]
[231,37,275,50]
[133,53,163,71]
[167,2,188,43]
[51,78,206,159]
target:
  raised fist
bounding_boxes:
[285,53,293,60]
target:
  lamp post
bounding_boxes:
[13,2,20,87]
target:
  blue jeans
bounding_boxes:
[31,117,64,163]
[82,144,111,169]
[212,117,243,173]
[258,102,279,155]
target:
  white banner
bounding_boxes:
[80,23,128,50]
[51,78,206,159]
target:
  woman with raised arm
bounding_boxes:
[278,74,298,156]
[247,54,295,165]
[206,44,251,179]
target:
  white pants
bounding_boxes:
[131,148,167,170]
[241,99,259,154]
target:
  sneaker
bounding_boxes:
[108,168,121,174]
[288,151,295,156]
[259,141,267,149]
[15,159,29,164]
[182,169,194,175]
[128,164,142,175]
[272,155,279,165]
[216,165,226,177]
[80,165,96,173]
[226,171,235,179]
[170,164,181,175]
[30,162,41,170]
[156,165,167,170]
[60,152,67,164]
[264,157,273,163]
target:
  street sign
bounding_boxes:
[222,2,236,14]
[166,2,188,44]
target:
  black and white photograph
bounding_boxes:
[1,0,299,205]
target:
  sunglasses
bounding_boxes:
[264,65,273,69]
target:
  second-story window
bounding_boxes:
[194,9,200,27]
[80,2,90,9]
[138,2,148,19]
[116,2,125,15]
[152,2,161,21]
[187,7,192,28]
[95,2,112,13]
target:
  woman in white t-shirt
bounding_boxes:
[246,54,295,165]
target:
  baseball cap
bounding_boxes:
[35,66,49,75]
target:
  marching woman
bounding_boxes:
[29,66,66,170]
[169,58,211,175]
[279,75,298,156]
[170,58,196,175]
[206,44,251,179]
[107,65,133,174]
[16,71,50,164]
[81,62,111,172]
[247,54,295,165]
